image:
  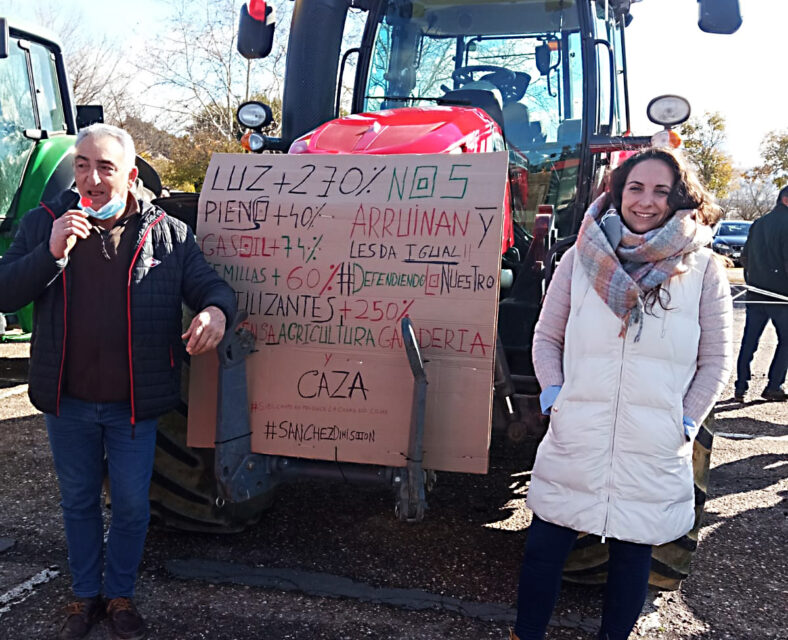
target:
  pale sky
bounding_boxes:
[627,0,785,168]
[2,0,783,169]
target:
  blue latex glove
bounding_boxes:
[539,385,562,415]
[683,416,699,441]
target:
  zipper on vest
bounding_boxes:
[602,326,628,542]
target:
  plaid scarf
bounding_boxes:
[575,194,713,339]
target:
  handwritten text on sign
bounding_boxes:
[188,152,508,473]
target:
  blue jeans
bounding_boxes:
[45,396,157,599]
[735,304,788,393]
[515,516,652,640]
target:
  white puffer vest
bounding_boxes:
[527,248,712,545]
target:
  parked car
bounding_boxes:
[712,220,752,265]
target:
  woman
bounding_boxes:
[512,147,733,640]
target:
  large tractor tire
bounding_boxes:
[562,416,715,590]
[148,358,273,533]
[143,197,271,533]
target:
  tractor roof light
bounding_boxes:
[237,100,273,130]
[646,95,691,128]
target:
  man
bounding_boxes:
[0,124,236,639]
[734,186,788,402]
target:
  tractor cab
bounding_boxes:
[241,0,645,251]
[239,0,740,244]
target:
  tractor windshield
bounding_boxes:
[363,0,583,161]
[0,37,37,222]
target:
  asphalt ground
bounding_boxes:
[0,269,785,640]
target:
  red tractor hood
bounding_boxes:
[288,106,500,154]
[289,106,513,252]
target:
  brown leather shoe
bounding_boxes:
[761,388,787,402]
[58,596,104,640]
[106,597,146,640]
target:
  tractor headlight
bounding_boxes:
[237,101,273,130]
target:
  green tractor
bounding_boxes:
[0,17,102,337]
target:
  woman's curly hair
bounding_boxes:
[606,147,722,227]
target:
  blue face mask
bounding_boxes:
[79,194,126,220]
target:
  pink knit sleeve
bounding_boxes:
[683,255,734,424]
[531,248,574,388]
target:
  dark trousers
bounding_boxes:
[514,517,652,640]
[735,303,788,394]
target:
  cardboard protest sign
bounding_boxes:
[187,152,508,473]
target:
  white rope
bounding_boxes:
[732,284,788,305]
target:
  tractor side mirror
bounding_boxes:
[698,0,742,34]
[237,0,276,59]
[76,105,104,129]
[535,44,551,76]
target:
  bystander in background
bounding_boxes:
[734,186,788,402]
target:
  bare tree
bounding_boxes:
[140,0,290,139]
[722,170,777,221]
[15,1,138,124]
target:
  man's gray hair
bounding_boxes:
[75,124,136,171]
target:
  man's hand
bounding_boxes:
[182,305,226,355]
[50,209,91,260]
